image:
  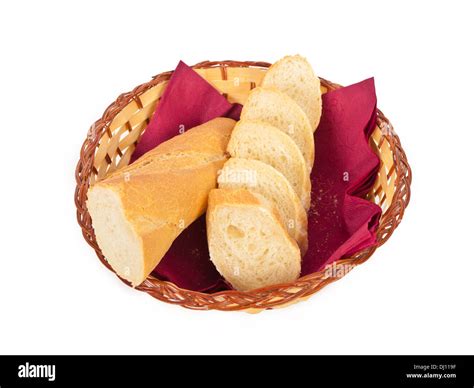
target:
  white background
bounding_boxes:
[0,0,473,355]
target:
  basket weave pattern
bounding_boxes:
[75,61,411,311]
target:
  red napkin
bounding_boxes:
[301,78,382,275]
[153,216,229,293]
[130,61,241,163]
[135,61,381,292]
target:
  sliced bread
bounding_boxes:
[240,87,315,170]
[218,157,308,254]
[207,188,301,291]
[261,54,322,131]
[226,119,311,210]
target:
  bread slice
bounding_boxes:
[87,118,236,286]
[207,188,301,291]
[227,120,311,211]
[218,158,308,254]
[261,54,322,131]
[240,87,315,170]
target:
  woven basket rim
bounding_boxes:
[75,60,412,311]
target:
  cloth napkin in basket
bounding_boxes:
[301,78,382,275]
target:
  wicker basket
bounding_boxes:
[75,60,411,311]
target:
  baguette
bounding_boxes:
[87,117,236,286]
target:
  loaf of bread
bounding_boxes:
[87,117,236,286]
[240,87,315,171]
[227,119,311,211]
[261,54,322,131]
[207,188,301,291]
[218,157,308,254]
